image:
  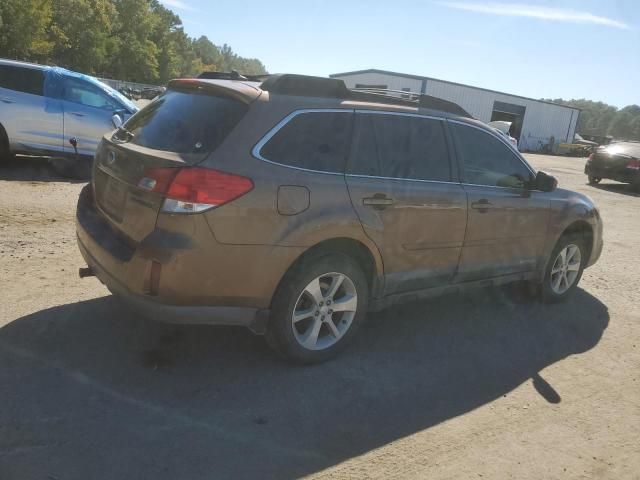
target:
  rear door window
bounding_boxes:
[0,65,44,96]
[348,113,451,181]
[258,111,352,173]
[450,122,533,188]
[121,90,249,158]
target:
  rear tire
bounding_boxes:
[540,234,586,303]
[0,125,12,165]
[266,253,368,364]
[588,175,601,185]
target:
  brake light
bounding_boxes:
[140,167,253,213]
[626,159,640,170]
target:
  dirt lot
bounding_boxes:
[0,154,638,480]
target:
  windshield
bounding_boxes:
[87,77,138,112]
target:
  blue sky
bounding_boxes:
[162,0,639,108]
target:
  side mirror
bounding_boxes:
[534,171,558,192]
[111,113,123,129]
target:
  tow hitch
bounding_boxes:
[79,266,95,278]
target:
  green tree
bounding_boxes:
[149,1,183,82]
[0,0,53,60]
[545,99,640,141]
[49,0,117,75]
[0,0,267,83]
[109,0,160,82]
[192,36,222,68]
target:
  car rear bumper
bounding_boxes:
[585,163,640,184]
[75,184,272,332]
[77,236,268,331]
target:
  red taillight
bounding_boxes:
[141,167,180,194]
[627,159,640,170]
[167,168,253,205]
[140,167,253,212]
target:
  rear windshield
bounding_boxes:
[121,90,248,158]
[603,142,640,158]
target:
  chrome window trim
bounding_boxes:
[460,182,534,191]
[446,118,537,177]
[345,173,460,186]
[251,108,354,176]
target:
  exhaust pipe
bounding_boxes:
[79,266,95,278]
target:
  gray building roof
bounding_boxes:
[330,69,579,112]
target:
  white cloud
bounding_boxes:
[161,0,197,12]
[436,2,630,29]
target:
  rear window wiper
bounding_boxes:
[114,125,135,142]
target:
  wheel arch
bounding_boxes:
[560,220,594,261]
[272,237,384,307]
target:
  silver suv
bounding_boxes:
[0,59,138,171]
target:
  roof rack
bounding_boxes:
[260,74,472,118]
[197,71,269,82]
[350,87,473,117]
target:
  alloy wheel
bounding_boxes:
[550,244,582,295]
[291,272,358,351]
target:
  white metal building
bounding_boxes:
[330,69,580,152]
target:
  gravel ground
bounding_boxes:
[0,154,638,480]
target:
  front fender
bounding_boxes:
[537,189,603,278]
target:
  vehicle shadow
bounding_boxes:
[0,155,88,183]
[0,288,608,480]
[589,181,640,197]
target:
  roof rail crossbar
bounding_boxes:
[351,87,420,98]
[349,87,473,118]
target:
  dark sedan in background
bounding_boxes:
[585,142,640,190]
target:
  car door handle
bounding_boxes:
[0,97,15,104]
[471,199,493,212]
[363,195,394,210]
[69,112,86,117]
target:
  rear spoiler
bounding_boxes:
[167,78,261,104]
[198,71,270,82]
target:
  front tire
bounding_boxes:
[540,235,586,303]
[588,175,601,185]
[266,253,368,364]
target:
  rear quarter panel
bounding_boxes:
[198,95,385,283]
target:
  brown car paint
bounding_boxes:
[76,77,603,331]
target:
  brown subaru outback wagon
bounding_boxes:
[76,74,603,363]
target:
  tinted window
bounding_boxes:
[121,90,248,157]
[62,78,119,110]
[348,113,451,181]
[450,123,533,188]
[260,111,352,173]
[0,65,44,96]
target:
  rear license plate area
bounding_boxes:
[100,177,127,222]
